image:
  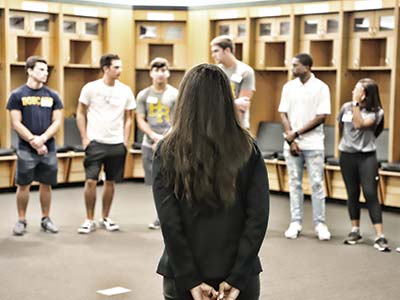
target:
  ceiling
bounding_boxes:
[67,0,280,8]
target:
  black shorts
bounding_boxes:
[16,149,58,186]
[84,141,127,182]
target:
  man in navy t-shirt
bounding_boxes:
[6,56,63,236]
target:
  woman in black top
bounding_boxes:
[152,64,269,300]
[338,78,389,252]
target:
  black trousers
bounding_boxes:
[163,276,260,300]
[339,151,382,224]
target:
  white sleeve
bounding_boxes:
[278,83,289,113]
[78,83,91,105]
[316,83,331,115]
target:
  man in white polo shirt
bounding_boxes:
[76,53,136,234]
[278,53,331,241]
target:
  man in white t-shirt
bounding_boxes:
[76,53,136,234]
[210,35,255,129]
[278,53,331,241]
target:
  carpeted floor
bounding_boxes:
[0,181,399,300]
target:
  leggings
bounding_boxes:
[339,151,382,224]
[163,275,260,300]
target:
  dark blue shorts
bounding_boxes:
[16,149,58,186]
[84,141,127,182]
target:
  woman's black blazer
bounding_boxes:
[152,142,270,293]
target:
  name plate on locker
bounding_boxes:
[22,1,49,12]
[217,10,239,20]
[258,7,282,17]
[355,0,382,10]
[73,7,98,17]
[303,4,329,14]
[147,12,175,21]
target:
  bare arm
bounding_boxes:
[280,112,300,155]
[235,90,253,125]
[135,112,163,143]
[352,105,375,129]
[47,109,63,138]
[76,102,89,148]
[235,90,253,112]
[238,90,253,100]
[285,114,327,143]
[30,108,63,149]
[124,109,133,147]
[10,110,35,142]
[280,112,292,134]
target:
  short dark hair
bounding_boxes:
[150,57,169,70]
[210,35,235,53]
[294,53,313,69]
[25,56,47,72]
[100,53,120,72]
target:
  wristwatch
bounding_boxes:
[352,101,360,107]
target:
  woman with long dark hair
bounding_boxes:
[338,78,390,252]
[152,63,269,300]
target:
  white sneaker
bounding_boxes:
[315,223,331,241]
[98,217,120,231]
[78,219,96,234]
[284,222,302,239]
[396,247,400,253]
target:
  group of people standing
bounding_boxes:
[5,33,398,300]
[279,53,394,253]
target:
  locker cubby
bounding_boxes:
[360,39,387,67]
[149,44,173,65]
[63,67,102,117]
[17,36,42,62]
[11,65,55,91]
[310,40,334,67]
[10,65,26,91]
[343,70,390,128]
[135,69,184,93]
[69,40,91,65]
[312,71,336,125]
[264,42,286,68]
[252,71,288,128]
[235,43,243,61]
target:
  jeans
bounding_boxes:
[284,149,326,224]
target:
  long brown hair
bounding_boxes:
[159,63,253,211]
[358,78,384,137]
[358,78,382,112]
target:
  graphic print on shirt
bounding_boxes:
[148,99,171,123]
[21,96,54,107]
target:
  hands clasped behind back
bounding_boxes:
[190,282,240,300]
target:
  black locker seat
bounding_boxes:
[380,162,400,172]
[256,122,284,159]
[63,117,84,152]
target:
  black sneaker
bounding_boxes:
[373,237,391,252]
[41,217,59,233]
[344,231,363,245]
